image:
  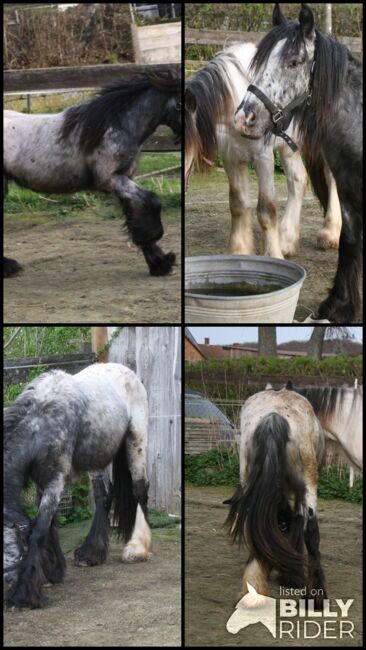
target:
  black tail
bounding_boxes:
[225,413,305,585]
[112,433,137,543]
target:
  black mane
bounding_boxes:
[59,68,181,153]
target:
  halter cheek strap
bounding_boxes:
[246,60,316,152]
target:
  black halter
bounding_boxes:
[246,60,316,152]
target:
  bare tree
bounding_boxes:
[307,326,355,360]
[258,327,277,356]
[307,326,326,360]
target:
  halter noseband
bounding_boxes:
[246,59,315,152]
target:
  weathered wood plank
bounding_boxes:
[136,22,182,64]
[108,327,181,515]
[3,62,181,92]
[185,27,362,55]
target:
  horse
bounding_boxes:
[287,382,362,472]
[185,42,341,259]
[225,388,327,610]
[4,363,152,609]
[234,4,362,322]
[4,68,181,279]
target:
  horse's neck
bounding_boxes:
[132,89,172,146]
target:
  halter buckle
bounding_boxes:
[272,109,284,124]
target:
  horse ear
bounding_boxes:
[273,4,286,26]
[185,88,197,113]
[299,3,315,39]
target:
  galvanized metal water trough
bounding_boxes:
[185,255,306,323]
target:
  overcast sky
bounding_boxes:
[188,327,363,345]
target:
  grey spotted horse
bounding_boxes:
[4,68,181,278]
[4,363,152,608]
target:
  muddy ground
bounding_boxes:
[185,169,363,323]
[4,522,181,647]
[185,486,362,647]
[4,206,181,324]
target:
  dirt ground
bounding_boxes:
[4,208,181,324]
[185,486,362,647]
[185,169,363,323]
[4,523,181,647]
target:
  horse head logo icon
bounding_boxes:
[226,583,276,637]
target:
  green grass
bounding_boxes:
[5,152,181,216]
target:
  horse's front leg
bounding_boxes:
[254,152,283,258]
[111,175,175,276]
[4,257,23,277]
[4,175,23,277]
[316,163,341,250]
[221,155,255,255]
[74,470,113,566]
[277,145,308,257]
[6,473,66,609]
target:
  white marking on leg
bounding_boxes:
[122,504,152,563]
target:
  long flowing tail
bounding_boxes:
[112,433,139,542]
[225,413,305,584]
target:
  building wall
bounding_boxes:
[185,337,203,362]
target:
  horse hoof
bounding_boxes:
[316,229,340,250]
[4,257,23,278]
[149,252,176,276]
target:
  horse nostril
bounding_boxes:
[247,111,256,126]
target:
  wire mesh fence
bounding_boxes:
[4,88,94,114]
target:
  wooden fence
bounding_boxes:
[108,326,181,515]
[185,26,362,58]
[4,352,95,385]
[132,22,181,64]
[4,63,181,152]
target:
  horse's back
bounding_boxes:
[75,363,147,409]
[241,389,324,454]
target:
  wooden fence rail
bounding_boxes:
[185,27,362,56]
[4,62,181,152]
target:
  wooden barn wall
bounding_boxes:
[107,327,181,515]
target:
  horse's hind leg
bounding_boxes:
[316,163,341,250]
[74,470,113,567]
[122,423,152,563]
[113,392,152,562]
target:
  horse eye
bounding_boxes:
[288,60,298,69]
